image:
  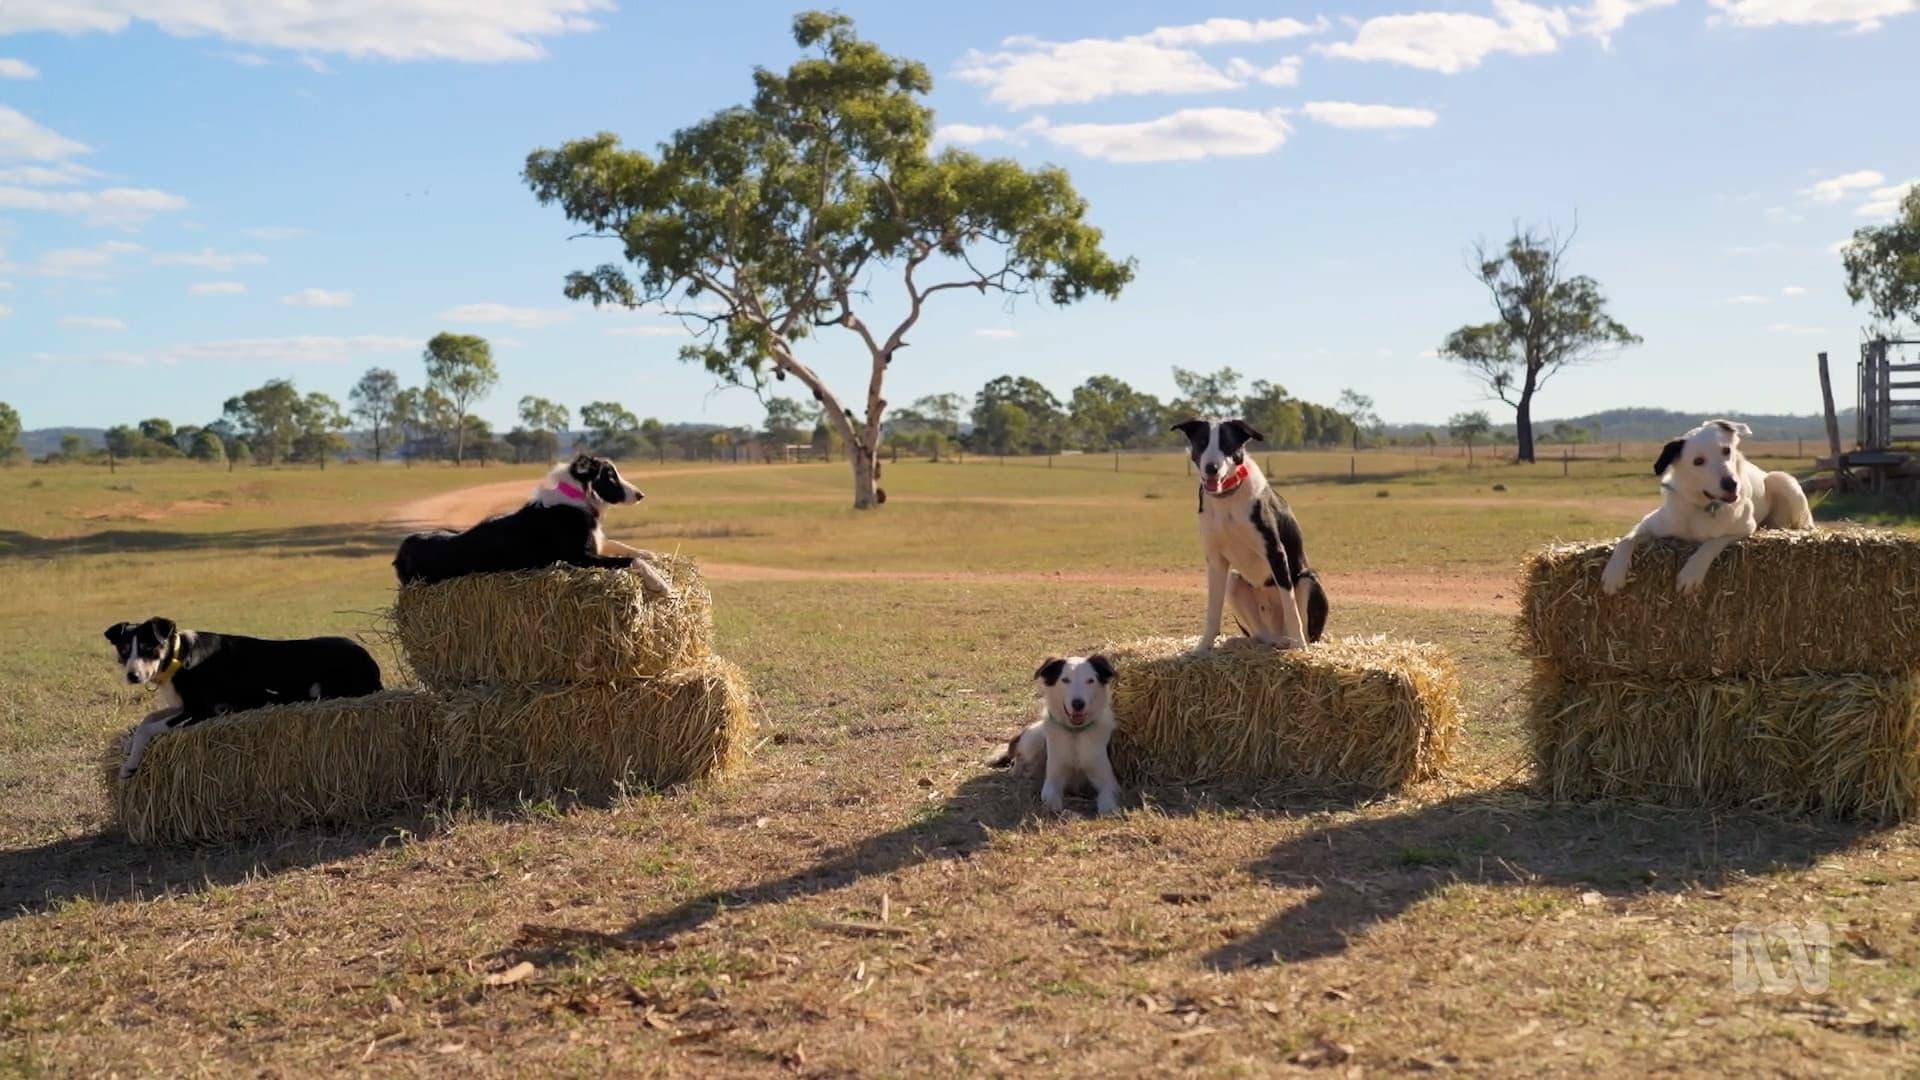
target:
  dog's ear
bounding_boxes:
[1034,657,1068,685]
[1709,418,1753,440]
[1170,419,1211,448]
[103,622,133,645]
[149,617,177,642]
[569,454,595,479]
[1220,419,1264,451]
[1653,438,1685,476]
[1087,654,1116,684]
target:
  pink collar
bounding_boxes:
[555,481,586,500]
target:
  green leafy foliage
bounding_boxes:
[1843,185,1920,328]
[423,332,498,464]
[350,368,402,462]
[523,11,1132,506]
[1439,225,1639,462]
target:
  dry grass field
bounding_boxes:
[3,446,1917,1076]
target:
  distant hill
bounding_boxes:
[19,428,104,458]
[1381,407,1852,443]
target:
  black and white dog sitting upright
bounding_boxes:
[394,454,654,587]
[1174,418,1329,655]
[106,617,383,778]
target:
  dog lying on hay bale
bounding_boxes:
[1100,636,1461,795]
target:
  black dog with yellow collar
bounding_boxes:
[105,617,383,778]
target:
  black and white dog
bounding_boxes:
[987,655,1122,816]
[105,617,383,778]
[1173,418,1329,655]
[394,454,650,587]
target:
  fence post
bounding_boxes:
[1114,450,1119,472]
[1349,455,1356,481]
[1563,446,1570,477]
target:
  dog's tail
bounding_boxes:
[1299,569,1330,643]
[986,733,1020,768]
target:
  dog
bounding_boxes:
[105,617,383,778]
[394,454,651,587]
[987,655,1121,816]
[1173,418,1329,655]
[1601,419,1814,596]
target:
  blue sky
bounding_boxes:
[1,1,1915,433]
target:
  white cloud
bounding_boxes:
[0,303,12,318]
[1317,1,1570,74]
[0,57,38,79]
[226,51,271,67]
[1764,205,1803,224]
[440,302,571,328]
[298,55,329,73]
[1029,108,1292,163]
[973,328,1019,339]
[281,286,352,307]
[30,240,143,278]
[61,314,126,330]
[1224,55,1302,87]
[1709,0,1917,32]
[1781,285,1807,296]
[1767,322,1827,334]
[1856,179,1917,218]
[0,184,188,225]
[604,325,687,337]
[933,122,1015,146]
[1801,168,1883,202]
[190,281,247,295]
[1134,16,1327,47]
[1828,237,1853,254]
[957,37,1241,108]
[0,1,614,62]
[246,225,308,240]
[0,105,89,160]
[0,161,102,185]
[1300,101,1439,129]
[168,335,415,364]
[152,247,266,270]
[1725,294,1770,304]
[1575,0,1679,46]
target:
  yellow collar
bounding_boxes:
[149,632,184,688]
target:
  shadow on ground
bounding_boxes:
[0,818,425,924]
[1205,787,1880,970]
[0,523,405,561]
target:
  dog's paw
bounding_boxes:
[117,766,137,782]
[1675,566,1710,595]
[1095,794,1121,817]
[1600,564,1629,595]
[1188,639,1216,658]
[1274,636,1304,651]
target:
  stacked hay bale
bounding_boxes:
[1520,529,1920,821]
[109,690,443,845]
[1101,636,1462,795]
[392,555,753,804]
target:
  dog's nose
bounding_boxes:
[1720,476,1738,493]
[1202,462,1219,476]
[1070,697,1086,712]
[125,671,141,684]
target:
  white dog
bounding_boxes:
[988,655,1121,816]
[1601,419,1813,595]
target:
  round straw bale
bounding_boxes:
[1102,635,1461,795]
[1529,665,1920,821]
[105,689,442,846]
[392,556,711,689]
[1519,528,1920,681]
[435,657,754,804]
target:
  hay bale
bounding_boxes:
[435,658,754,803]
[393,556,711,689]
[1530,669,1920,821]
[107,690,441,846]
[1103,636,1461,794]
[1520,528,1920,681]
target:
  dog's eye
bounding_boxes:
[1692,456,1705,467]
[1722,448,1731,458]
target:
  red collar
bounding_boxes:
[1204,463,1250,495]
[555,481,586,500]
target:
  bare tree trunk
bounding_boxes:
[1515,375,1538,463]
